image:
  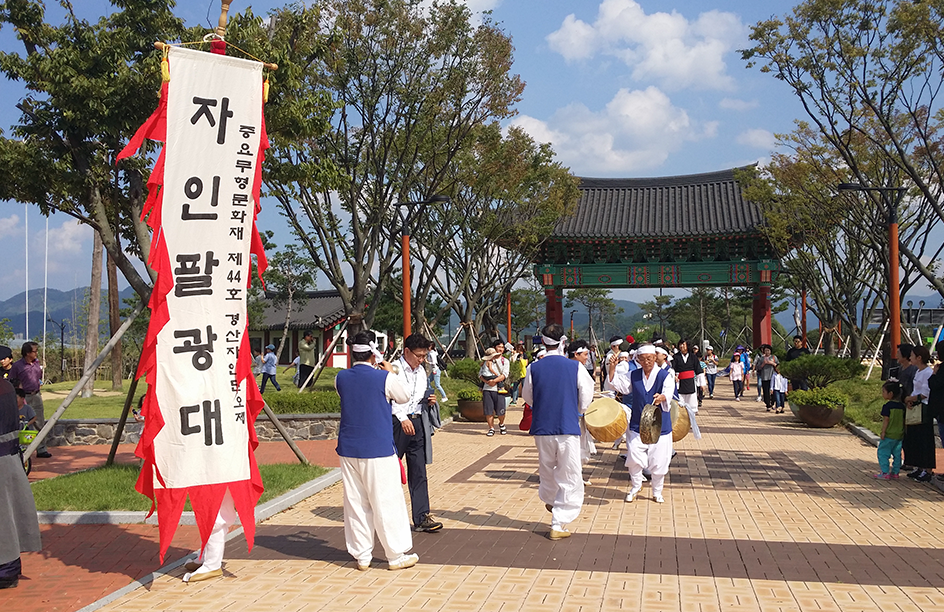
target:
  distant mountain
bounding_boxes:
[0,286,137,341]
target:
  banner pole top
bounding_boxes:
[216,2,232,38]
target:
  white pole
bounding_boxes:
[24,204,29,341]
[932,324,943,350]
[42,215,48,367]
[865,320,888,381]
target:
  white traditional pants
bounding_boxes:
[191,489,238,576]
[679,392,698,415]
[535,435,584,530]
[625,430,673,497]
[340,455,413,564]
[579,418,596,465]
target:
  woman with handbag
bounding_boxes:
[903,345,936,482]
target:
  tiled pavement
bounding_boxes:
[9,440,341,612]
[74,389,944,612]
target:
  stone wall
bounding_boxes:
[44,413,341,446]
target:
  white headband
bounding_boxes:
[610,340,622,347]
[637,345,656,355]
[574,347,589,355]
[352,341,385,362]
[655,347,668,356]
[542,334,566,346]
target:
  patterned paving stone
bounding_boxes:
[42,386,944,611]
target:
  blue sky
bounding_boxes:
[1,0,813,306]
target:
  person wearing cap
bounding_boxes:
[521,324,595,540]
[9,342,50,458]
[0,356,41,589]
[608,343,676,503]
[479,346,508,436]
[671,339,702,421]
[704,346,719,399]
[0,345,13,380]
[392,334,443,533]
[335,331,418,571]
[259,344,281,393]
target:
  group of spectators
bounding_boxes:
[1,342,44,589]
[882,342,943,483]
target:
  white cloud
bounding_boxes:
[736,128,776,150]
[42,220,92,256]
[0,214,20,240]
[510,86,715,174]
[719,97,758,111]
[546,0,745,91]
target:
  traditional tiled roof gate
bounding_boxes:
[533,167,779,346]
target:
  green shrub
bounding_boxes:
[456,388,483,401]
[788,386,849,410]
[779,355,864,388]
[449,358,482,385]
[262,390,340,414]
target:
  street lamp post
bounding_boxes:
[837,182,907,354]
[396,195,451,341]
[569,310,577,339]
[47,316,68,379]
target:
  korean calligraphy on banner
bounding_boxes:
[117,46,269,562]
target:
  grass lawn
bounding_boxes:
[833,376,885,435]
[42,368,476,422]
[31,462,329,511]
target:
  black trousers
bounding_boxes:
[761,379,773,407]
[393,416,430,526]
[298,364,314,389]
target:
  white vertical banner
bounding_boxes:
[154,46,262,489]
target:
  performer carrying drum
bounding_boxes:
[608,344,675,503]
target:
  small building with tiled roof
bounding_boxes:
[249,289,384,368]
[534,166,779,346]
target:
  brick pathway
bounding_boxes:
[82,388,944,612]
[10,440,340,612]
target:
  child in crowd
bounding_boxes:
[771,370,788,414]
[729,353,744,401]
[478,348,500,383]
[876,381,906,479]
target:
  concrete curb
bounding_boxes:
[37,468,342,525]
[73,468,342,612]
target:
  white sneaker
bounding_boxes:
[357,559,371,571]
[625,488,640,502]
[735,397,740,402]
[388,553,419,570]
[654,495,665,503]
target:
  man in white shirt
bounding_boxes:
[392,334,443,533]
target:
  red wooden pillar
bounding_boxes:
[752,285,772,347]
[544,287,563,326]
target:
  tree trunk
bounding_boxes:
[107,251,123,391]
[82,231,103,398]
[275,289,293,365]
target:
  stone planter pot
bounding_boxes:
[796,403,844,428]
[456,400,486,422]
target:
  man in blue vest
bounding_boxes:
[521,324,595,540]
[335,331,418,571]
[608,344,676,503]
